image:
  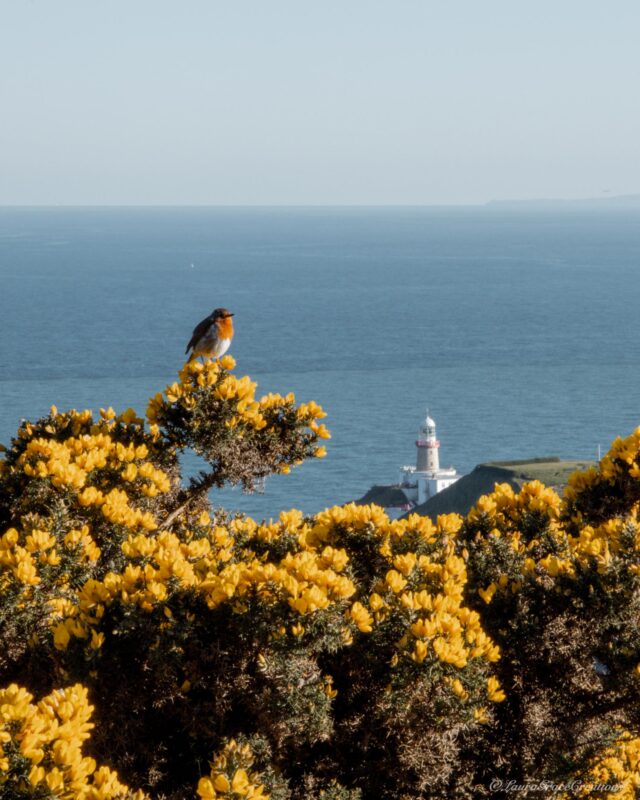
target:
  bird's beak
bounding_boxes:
[228,313,235,317]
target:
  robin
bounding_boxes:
[185,308,234,361]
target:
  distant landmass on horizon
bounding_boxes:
[486,193,640,209]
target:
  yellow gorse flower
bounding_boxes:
[563,731,640,800]
[486,675,506,702]
[147,358,329,455]
[198,739,270,800]
[0,405,178,621]
[0,683,149,798]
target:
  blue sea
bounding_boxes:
[1,206,639,519]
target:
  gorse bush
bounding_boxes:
[1,357,640,798]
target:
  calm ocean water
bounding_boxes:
[1,206,639,519]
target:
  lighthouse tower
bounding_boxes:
[416,412,440,473]
[398,410,461,509]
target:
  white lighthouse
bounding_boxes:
[416,411,440,473]
[357,409,462,518]
[399,411,460,506]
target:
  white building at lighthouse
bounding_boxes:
[399,412,460,507]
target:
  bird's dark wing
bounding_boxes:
[185,316,211,354]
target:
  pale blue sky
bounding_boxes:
[1,0,639,205]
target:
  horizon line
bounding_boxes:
[1,194,640,210]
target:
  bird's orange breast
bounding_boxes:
[216,316,234,339]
